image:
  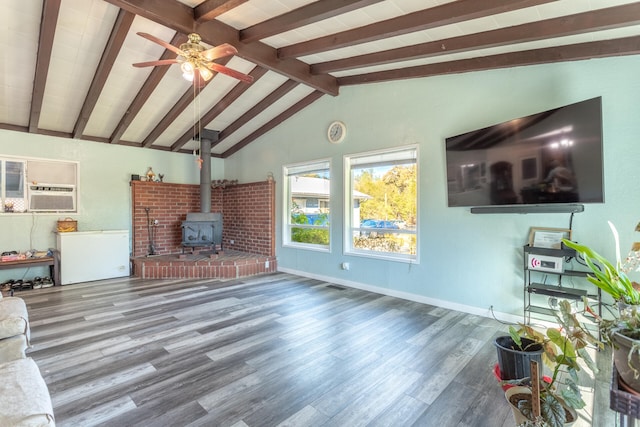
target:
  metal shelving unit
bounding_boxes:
[523,245,602,328]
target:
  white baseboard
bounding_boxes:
[277,266,522,324]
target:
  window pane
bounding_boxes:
[2,160,26,212]
[347,147,417,261]
[6,161,24,197]
[352,230,416,255]
[284,160,331,249]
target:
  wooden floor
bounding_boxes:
[16,273,617,426]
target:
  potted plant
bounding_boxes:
[501,300,600,427]
[494,330,543,382]
[563,220,640,392]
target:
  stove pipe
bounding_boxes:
[198,130,219,213]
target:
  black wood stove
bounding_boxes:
[181,212,222,251]
[180,130,223,253]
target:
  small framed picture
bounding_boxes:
[528,227,572,249]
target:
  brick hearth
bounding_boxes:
[132,250,277,280]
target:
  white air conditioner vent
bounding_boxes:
[28,185,76,212]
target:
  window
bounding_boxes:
[345,146,418,262]
[1,160,26,212]
[0,157,78,214]
[283,159,331,250]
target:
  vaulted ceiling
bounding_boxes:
[2,0,639,158]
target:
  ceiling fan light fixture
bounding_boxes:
[182,71,194,82]
[181,61,195,81]
[181,61,194,73]
[199,67,213,81]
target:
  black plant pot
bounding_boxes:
[495,336,543,381]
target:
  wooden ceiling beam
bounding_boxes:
[29,0,61,134]
[215,79,299,146]
[337,35,640,86]
[240,0,383,43]
[110,32,189,144]
[222,91,324,158]
[73,9,135,139]
[104,0,339,95]
[195,0,249,23]
[314,2,640,74]
[170,66,268,151]
[278,0,558,59]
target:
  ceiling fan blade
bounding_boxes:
[137,32,184,56]
[201,43,238,61]
[204,62,254,83]
[132,59,180,68]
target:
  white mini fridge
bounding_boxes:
[57,230,130,285]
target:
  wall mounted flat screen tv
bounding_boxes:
[445,97,603,208]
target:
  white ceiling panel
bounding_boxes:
[0,0,43,126]
[2,0,638,156]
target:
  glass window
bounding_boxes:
[283,159,331,251]
[345,146,418,262]
[1,159,26,212]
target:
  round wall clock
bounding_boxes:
[327,121,346,144]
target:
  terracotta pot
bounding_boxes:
[612,330,640,393]
[505,386,577,426]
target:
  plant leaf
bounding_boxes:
[561,382,586,409]
[509,326,523,349]
[540,394,566,427]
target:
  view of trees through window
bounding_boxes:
[349,147,417,259]
[290,197,329,245]
[284,149,417,259]
[356,165,416,226]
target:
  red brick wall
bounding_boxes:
[222,181,275,256]
[131,180,274,257]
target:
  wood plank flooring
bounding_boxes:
[15,273,617,426]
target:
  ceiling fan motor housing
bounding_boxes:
[180,33,205,57]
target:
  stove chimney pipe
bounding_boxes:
[197,130,219,213]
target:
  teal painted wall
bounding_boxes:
[225,56,640,319]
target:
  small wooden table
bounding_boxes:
[0,252,60,285]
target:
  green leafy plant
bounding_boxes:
[563,222,640,392]
[563,232,640,305]
[290,212,329,245]
[505,300,601,427]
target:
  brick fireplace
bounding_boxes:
[130,179,276,279]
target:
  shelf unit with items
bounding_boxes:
[523,245,602,332]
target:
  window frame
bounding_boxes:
[344,145,419,263]
[0,156,79,215]
[282,158,332,252]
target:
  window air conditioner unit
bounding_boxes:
[28,184,76,212]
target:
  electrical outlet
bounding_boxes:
[341,262,350,270]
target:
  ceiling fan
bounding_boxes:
[132,32,254,85]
